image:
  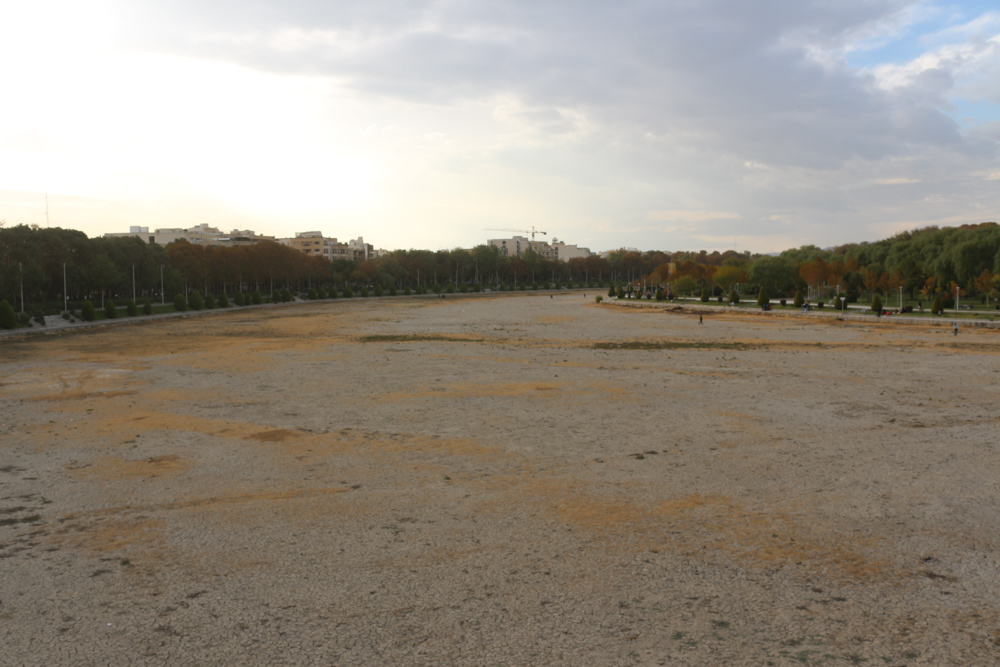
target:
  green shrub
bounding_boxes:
[0,299,16,329]
[81,300,96,321]
[189,291,204,310]
[701,287,709,302]
[446,283,455,293]
[360,286,369,297]
[728,290,739,305]
[234,292,245,306]
[143,297,153,315]
[832,296,843,310]
[793,291,804,308]
[174,293,188,312]
[459,283,468,293]
[250,290,261,305]
[404,286,412,296]
[317,288,327,299]
[127,299,138,316]
[871,295,883,315]
[218,293,230,307]
[617,286,625,299]
[205,294,216,309]
[329,288,338,299]
[655,286,664,301]
[595,295,603,304]
[389,286,397,296]
[431,283,442,294]
[104,299,118,319]
[374,285,383,297]
[282,289,293,302]
[308,288,318,300]
[931,296,942,314]
[343,286,354,298]
[756,288,770,308]
[61,311,71,321]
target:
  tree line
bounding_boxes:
[2,221,999,315]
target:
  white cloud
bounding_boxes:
[2,0,998,252]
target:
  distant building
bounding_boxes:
[106,224,274,247]
[549,237,591,261]
[487,235,590,262]
[488,235,532,258]
[277,232,374,261]
[104,226,155,244]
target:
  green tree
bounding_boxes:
[143,297,152,315]
[871,294,883,315]
[673,275,698,296]
[342,286,354,298]
[728,289,739,305]
[189,290,204,310]
[126,299,138,316]
[81,300,96,321]
[204,294,216,309]
[617,286,625,299]
[174,293,188,312]
[0,299,16,329]
[756,287,770,307]
[218,293,230,308]
[608,284,616,297]
[793,291,804,308]
[104,299,118,319]
[700,287,709,302]
[252,290,263,304]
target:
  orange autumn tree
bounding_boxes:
[974,269,994,308]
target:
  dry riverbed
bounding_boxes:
[2,293,999,666]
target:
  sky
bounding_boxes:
[0,0,998,254]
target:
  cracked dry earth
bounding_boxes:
[2,293,1000,666]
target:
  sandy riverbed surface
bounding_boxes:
[2,293,1000,666]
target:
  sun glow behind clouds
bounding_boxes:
[1,2,379,219]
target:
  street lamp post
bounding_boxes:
[160,265,165,305]
[132,265,136,302]
[63,263,68,313]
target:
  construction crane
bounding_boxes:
[484,226,548,241]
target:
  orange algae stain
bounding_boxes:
[69,454,190,480]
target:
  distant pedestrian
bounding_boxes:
[954,323,958,336]
[698,314,703,325]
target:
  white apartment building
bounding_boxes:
[487,235,591,262]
